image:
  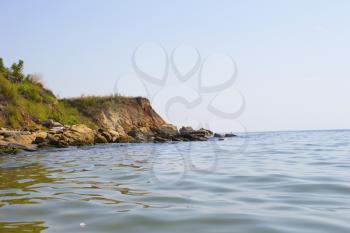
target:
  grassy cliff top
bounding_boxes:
[0,58,157,130]
[0,58,89,128]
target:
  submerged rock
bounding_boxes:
[0,145,21,155]
[214,133,223,138]
[154,136,170,143]
[116,135,134,143]
[6,143,37,151]
[225,133,237,137]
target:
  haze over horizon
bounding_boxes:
[1,0,350,132]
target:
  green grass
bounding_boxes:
[0,146,21,155]
[0,57,136,130]
[0,59,89,129]
[62,95,124,119]
[17,80,43,102]
[0,74,19,103]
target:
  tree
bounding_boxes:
[11,59,25,81]
[0,58,7,74]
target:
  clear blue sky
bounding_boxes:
[1,0,350,132]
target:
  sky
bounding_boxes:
[1,0,350,132]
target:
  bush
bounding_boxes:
[5,105,21,128]
[0,57,97,129]
[18,81,42,102]
[0,74,18,103]
[10,59,25,81]
[0,58,7,74]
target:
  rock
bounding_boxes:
[0,129,31,137]
[127,130,138,138]
[106,129,120,142]
[116,135,134,143]
[168,126,215,142]
[46,124,95,147]
[47,134,68,147]
[191,135,208,141]
[156,124,178,136]
[214,133,224,138]
[225,133,237,137]
[34,131,48,139]
[33,136,46,144]
[6,143,37,151]
[94,133,108,144]
[127,130,148,143]
[62,124,95,146]
[42,119,63,128]
[218,138,225,141]
[198,128,214,137]
[5,134,36,145]
[0,130,48,152]
[69,124,92,134]
[180,133,208,141]
[154,136,170,143]
[179,126,194,134]
[97,129,113,142]
[31,132,49,147]
[171,137,182,142]
[48,126,64,134]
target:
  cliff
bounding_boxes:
[0,58,168,133]
[63,96,167,135]
[0,58,219,154]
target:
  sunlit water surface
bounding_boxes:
[1,130,350,233]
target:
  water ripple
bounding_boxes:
[1,130,350,232]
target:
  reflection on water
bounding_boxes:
[1,130,350,233]
[0,221,47,233]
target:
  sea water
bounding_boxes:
[1,130,350,233]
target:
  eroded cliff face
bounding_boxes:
[0,58,218,154]
[0,96,216,154]
[64,96,170,136]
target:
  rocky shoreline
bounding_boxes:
[0,119,236,155]
[0,58,237,155]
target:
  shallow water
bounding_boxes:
[1,130,350,233]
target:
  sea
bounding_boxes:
[1,130,350,233]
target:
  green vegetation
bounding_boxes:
[0,58,7,74]
[0,57,89,128]
[0,57,137,130]
[63,95,120,115]
[0,146,21,155]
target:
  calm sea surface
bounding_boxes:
[1,130,350,233]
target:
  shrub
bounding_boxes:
[10,59,25,81]
[18,81,42,102]
[0,58,7,74]
[0,58,98,129]
[5,105,21,128]
[0,74,18,103]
